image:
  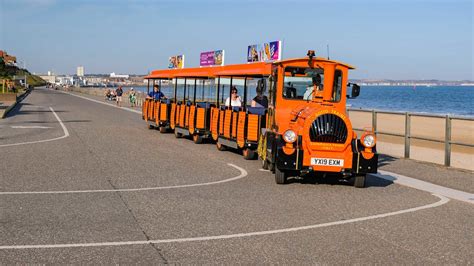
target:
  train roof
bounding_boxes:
[145,57,354,79]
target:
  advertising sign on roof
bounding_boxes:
[168,55,185,69]
[200,50,225,67]
[247,40,282,63]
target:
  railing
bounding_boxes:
[348,108,474,167]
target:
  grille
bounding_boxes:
[309,114,348,143]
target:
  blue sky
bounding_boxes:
[1,0,472,80]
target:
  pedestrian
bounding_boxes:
[129,88,137,107]
[116,86,123,107]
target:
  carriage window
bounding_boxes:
[161,79,174,100]
[176,78,186,102]
[332,70,343,102]
[218,78,231,106]
[195,79,215,102]
[245,77,268,108]
[185,79,195,103]
[283,67,324,100]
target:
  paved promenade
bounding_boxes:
[0,88,472,263]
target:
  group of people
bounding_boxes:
[104,86,137,107]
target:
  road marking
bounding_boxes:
[11,126,53,129]
[372,170,474,204]
[0,163,246,195]
[0,194,449,250]
[58,90,142,114]
[0,107,69,148]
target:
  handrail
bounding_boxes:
[348,108,473,167]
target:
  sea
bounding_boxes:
[125,85,474,118]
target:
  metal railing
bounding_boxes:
[348,108,474,167]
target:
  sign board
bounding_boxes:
[247,40,282,63]
[168,55,185,69]
[200,50,225,67]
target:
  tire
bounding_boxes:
[261,158,269,170]
[174,131,183,138]
[242,148,256,160]
[354,174,366,188]
[159,126,167,133]
[275,167,288,184]
[193,134,203,144]
[216,142,227,151]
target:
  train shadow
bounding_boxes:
[288,172,393,188]
[378,154,398,167]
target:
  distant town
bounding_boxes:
[30,65,474,88]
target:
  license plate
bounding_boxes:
[311,158,344,167]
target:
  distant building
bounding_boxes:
[38,71,56,84]
[110,72,129,79]
[0,50,17,66]
[77,66,84,77]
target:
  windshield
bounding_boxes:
[283,67,324,100]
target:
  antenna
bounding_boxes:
[326,44,330,60]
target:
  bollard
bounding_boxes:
[445,115,451,166]
[372,110,377,133]
[404,112,410,158]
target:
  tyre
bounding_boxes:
[275,167,288,184]
[261,158,269,170]
[193,134,203,144]
[174,131,183,138]
[242,148,256,160]
[354,174,366,188]
[216,142,227,151]
[159,126,167,133]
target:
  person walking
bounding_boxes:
[116,86,123,107]
[129,88,137,107]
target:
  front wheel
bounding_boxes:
[354,174,366,188]
[193,134,203,144]
[275,167,288,184]
[242,148,256,160]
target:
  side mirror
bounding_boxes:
[347,83,360,98]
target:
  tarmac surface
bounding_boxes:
[0,88,473,264]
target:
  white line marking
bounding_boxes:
[0,163,246,195]
[259,169,270,172]
[58,90,142,114]
[373,170,474,204]
[0,194,449,250]
[11,126,53,129]
[0,107,69,148]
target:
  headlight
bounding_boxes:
[283,130,297,143]
[362,134,375,148]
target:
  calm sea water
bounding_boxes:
[127,85,474,117]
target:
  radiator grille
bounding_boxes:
[309,114,347,143]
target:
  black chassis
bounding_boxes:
[268,133,378,176]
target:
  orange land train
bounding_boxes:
[142,51,378,187]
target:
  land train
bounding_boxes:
[142,51,378,187]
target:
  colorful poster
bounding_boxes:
[200,50,225,67]
[247,44,261,63]
[263,41,281,61]
[168,55,185,69]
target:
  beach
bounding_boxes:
[349,110,474,171]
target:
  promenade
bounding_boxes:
[0,88,472,263]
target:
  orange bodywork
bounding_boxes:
[143,56,376,174]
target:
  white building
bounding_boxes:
[77,66,84,77]
[110,72,129,79]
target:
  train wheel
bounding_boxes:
[193,134,203,144]
[216,142,227,151]
[243,148,256,160]
[261,158,269,170]
[159,126,167,133]
[174,131,183,138]
[275,167,288,184]
[354,174,366,188]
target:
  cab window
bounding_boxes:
[332,70,343,102]
[282,67,324,100]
